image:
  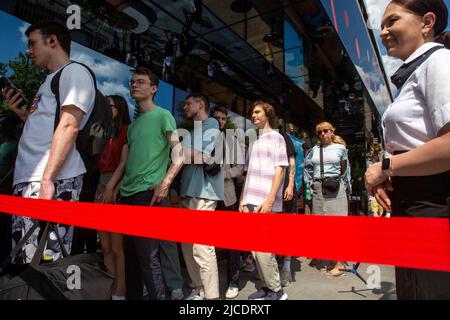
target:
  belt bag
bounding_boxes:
[321,176,340,193]
[320,144,340,193]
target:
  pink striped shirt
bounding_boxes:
[243,130,288,212]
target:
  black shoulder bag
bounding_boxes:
[320,145,340,194]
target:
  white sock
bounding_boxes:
[112,295,126,300]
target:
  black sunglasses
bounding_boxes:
[317,129,331,135]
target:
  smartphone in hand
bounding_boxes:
[0,76,28,109]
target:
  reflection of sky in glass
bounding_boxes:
[154,81,173,113]
[363,0,450,97]
[173,88,189,125]
[320,0,392,115]
[284,19,305,90]
[0,10,178,120]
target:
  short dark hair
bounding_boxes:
[186,93,210,112]
[25,21,71,55]
[391,0,448,36]
[132,67,159,87]
[210,104,228,116]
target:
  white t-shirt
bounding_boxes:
[13,63,95,186]
[382,43,450,153]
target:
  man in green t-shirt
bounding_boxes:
[119,67,184,300]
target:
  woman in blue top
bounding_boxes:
[304,121,349,276]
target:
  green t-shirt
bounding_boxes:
[120,106,176,197]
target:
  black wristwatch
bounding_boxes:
[382,158,392,176]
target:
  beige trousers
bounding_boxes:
[180,198,219,299]
[243,204,282,292]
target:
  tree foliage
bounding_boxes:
[0,52,47,113]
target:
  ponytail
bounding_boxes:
[332,135,346,146]
[435,31,450,49]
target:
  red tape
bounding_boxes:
[0,195,449,272]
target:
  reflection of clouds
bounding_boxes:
[70,43,135,116]
[19,22,30,45]
[362,0,402,95]
[98,81,135,115]
[355,65,391,115]
[71,43,131,82]
[382,54,402,96]
[98,81,129,98]
[382,55,403,77]
[364,0,390,29]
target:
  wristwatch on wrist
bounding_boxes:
[382,158,392,177]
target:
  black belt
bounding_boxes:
[313,176,340,182]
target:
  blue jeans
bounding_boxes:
[120,190,167,300]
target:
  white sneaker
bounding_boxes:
[225,283,239,299]
[112,295,126,300]
[185,288,205,300]
[171,288,184,300]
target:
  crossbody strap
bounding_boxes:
[320,145,324,180]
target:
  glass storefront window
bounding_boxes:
[284,18,306,90]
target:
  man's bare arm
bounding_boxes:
[39,105,83,199]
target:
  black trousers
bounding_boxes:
[120,190,166,300]
[216,201,241,286]
[391,171,450,299]
[0,213,11,262]
[71,170,100,255]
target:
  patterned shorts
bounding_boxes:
[11,175,83,264]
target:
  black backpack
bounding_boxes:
[51,61,112,172]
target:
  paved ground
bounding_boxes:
[181,257,397,300]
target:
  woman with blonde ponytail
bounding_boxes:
[303,122,349,276]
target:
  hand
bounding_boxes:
[202,153,211,164]
[372,180,394,213]
[2,88,24,111]
[284,185,294,201]
[237,175,246,184]
[150,181,170,206]
[239,201,244,212]
[100,184,117,204]
[257,199,274,213]
[365,162,389,193]
[38,179,55,200]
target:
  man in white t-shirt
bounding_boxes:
[1,21,95,263]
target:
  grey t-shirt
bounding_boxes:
[180,117,224,201]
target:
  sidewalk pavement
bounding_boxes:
[181,256,397,300]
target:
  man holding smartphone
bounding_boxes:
[1,21,95,263]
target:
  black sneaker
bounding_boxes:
[248,287,269,300]
[264,289,288,300]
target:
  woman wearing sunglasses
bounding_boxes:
[304,122,349,276]
[364,0,450,299]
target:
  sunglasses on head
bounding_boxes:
[317,128,331,135]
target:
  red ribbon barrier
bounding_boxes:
[0,195,449,272]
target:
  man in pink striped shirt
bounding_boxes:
[239,101,288,300]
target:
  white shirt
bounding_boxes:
[13,63,95,186]
[382,43,450,153]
